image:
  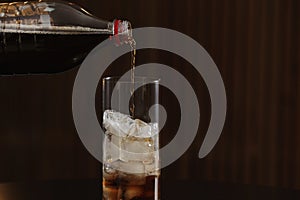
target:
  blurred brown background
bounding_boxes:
[0,0,300,190]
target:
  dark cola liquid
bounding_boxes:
[0,31,109,74]
[103,171,160,200]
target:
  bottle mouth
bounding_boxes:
[112,19,132,45]
[113,20,129,35]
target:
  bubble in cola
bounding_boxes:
[103,110,160,200]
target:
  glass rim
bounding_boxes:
[102,76,160,83]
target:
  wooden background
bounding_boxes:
[0,0,300,190]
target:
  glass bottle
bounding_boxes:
[0,0,131,74]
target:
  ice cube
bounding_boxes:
[103,133,120,163]
[103,110,159,174]
[103,110,158,138]
[106,136,154,162]
[103,110,135,137]
[107,159,147,174]
[122,138,155,163]
[123,138,154,153]
[118,160,146,174]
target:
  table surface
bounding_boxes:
[0,179,299,200]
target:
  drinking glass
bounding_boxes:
[102,76,160,200]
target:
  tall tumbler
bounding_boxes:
[102,77,160,200]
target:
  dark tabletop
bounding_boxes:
[0,179,299,200]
